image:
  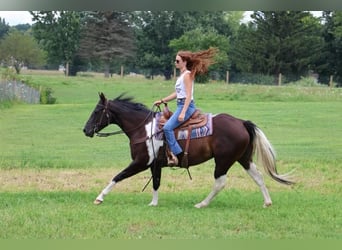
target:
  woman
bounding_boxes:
[154,47,218,166]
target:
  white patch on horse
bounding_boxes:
[195,175,226,208]
[246,162,272,207]
[145,119,164,165]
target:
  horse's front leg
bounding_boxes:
[148,161,162,206]
[94,181,116,205]
[94,160,149,205]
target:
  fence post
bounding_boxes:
[329,75,333,88]
[278,73,282,86]
[226,71,229,84]
[121,65,124,77]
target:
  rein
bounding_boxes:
[96,130,125,137]
[95,102,160,139]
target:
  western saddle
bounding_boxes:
[158,103,208,167]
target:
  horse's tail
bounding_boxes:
[243,121,294,185]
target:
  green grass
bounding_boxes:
[1,190,341,239]
[0,71,341,239]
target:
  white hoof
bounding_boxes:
[263,202,272,208]
[148,201,158,207]
[94,199,103,205]
[194,202,207,208]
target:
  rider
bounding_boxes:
[154,48,218,166]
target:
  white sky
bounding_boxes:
[0,11,33,25]
[243,11,322,23]
[0,11,323,26]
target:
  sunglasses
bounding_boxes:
[175,60,180,64]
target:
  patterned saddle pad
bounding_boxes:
[154,112,213,140]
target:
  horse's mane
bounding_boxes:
[111,93,151,114]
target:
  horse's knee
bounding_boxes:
[214,175,226,191]
[246,163,264,185]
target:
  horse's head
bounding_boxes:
[83,92,110,137]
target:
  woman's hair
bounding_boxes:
[177,47,218,79]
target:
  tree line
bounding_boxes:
[0,11,341,85]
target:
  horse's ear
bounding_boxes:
[99,92,106,102]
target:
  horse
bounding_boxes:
[83,92,294,208]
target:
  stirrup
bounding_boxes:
[167,152,179,166]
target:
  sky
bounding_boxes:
[0,11,254,26]
[0,11,264,26]
[0,11,33,25]
[243,11,323,22]
[0,11,323,26]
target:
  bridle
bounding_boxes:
[94,100,125,137]
[94,100,160,139]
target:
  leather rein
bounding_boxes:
[95,101,161,143]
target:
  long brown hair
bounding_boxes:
[177,47,218,79]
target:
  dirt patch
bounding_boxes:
[0,167,298,194]
[0,168,145,192]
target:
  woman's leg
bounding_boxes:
[163,107,183,155]
[163,101,196,156]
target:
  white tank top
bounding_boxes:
[175,70,194,100]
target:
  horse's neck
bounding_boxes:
[109,104,151,138]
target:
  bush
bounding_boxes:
[288,77,326,87]
[1,68,18,80]
[230,72,276,85]
[40,87,56,104]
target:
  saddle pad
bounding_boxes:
[154,112,213,140]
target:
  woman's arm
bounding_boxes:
[154,91,177,105]
[178,73,193,122]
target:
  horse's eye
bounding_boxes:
[94,108,102,114]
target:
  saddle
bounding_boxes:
[158,104,208,130]
[158,104,208,168]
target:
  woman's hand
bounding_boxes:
[154,99,164,106]
[178,112,185,122]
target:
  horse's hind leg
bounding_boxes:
[195,175,227,208]
[195,153,237,208]
[245,162,272,207]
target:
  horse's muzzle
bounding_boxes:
[83,128,94,138]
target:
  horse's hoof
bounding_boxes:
[194,202,207,208]
[94,199,103,205]
[263,202,272,208]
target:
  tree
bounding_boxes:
[312,11,342,85]
[332,11,342,84]
[333,11,342,37]
[77,11,135,78]
[169,27,229,82]
[0,17,10,39]
[230,11,324,80]
[132,11,242,80]
[30,11,81,76]
[13,24,32,33]
[0,30,45,73]
[132,11,181,79]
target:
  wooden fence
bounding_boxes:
[0,80,40,104]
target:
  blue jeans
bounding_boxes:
[163,99,196,155]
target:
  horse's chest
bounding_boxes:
[144,119,164,165]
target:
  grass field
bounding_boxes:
[0,71,341,239]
